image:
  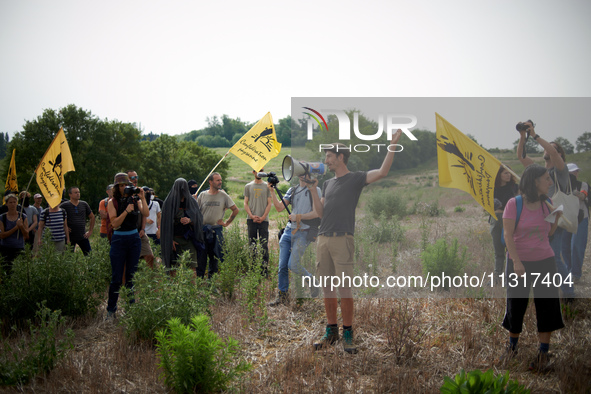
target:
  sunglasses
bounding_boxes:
[130,176,139,180]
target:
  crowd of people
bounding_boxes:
[1,121,588,371]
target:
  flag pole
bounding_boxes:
[194,151,230,196]
[16,172,37,240]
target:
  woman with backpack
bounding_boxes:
[500,164,564,372]
[0,194,29,275]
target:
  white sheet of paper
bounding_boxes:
[544,204,564,224]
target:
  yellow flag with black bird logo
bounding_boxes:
[229,112,282,172]
[35,128,76,208]
[5,149,18,193]
[436,113,501,218]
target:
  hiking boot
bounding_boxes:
[313,325,339,350]
[529,351,553,373]
[268,291,289,307]
[342,327,358,354]
[499,344,518,364]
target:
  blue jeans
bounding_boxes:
[550,227,574,297]
[278,228,313,293]
[107,231,141,313]
[562,217,588,279]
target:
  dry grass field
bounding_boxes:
[2,150,591,393]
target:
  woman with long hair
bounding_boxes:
[0,194,29,275]
[105,173,149,318]
[489,166,518,276]
[501,164,564,372]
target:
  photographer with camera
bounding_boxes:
[244,169,272,276]
[267,174,322,306]
[105,172,149,318]
[517,121,574,300]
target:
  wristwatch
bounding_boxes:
[533,134,541,140]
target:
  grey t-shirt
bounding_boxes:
[284,185,322,231]
[197,190,235,226]
[548,165,570,197]
[244,181,271,221]
[319,171,367,235]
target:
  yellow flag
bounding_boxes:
[436,113,501,218]
[228,112,282,172]
[35,128,76,208]
[5,149,18,193]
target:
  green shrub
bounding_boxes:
[421,238,468,289]
[440,369,530,393]
[454,206,465,213]
[214,225,252,300]
[120,254,213,341]
[0,237,111,321]
[367,189,407,219]
[155,315,250,393]
[413,201,445,217]
[367,212,405,244]
[0,303,73,386]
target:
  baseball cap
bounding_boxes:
[567,163,580,173]
[34,193,42,199]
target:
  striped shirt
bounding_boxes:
[40,209,67,242]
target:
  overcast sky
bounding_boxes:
[1,0,590,149]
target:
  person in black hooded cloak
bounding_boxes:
[161,178,204,272]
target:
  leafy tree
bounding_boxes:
[512,137,541,155]
[139,135,228,197]
[576,131,591,152]
[5,105,141,208]
[553,136,574,154]
[275,115,292,147]
[0,132,9,161]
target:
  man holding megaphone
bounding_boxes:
[310,129,403,355]
[267,173,322,306]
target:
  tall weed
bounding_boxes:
[0,303,73,386]
[155,315,250,393]
[0,237,111,322]
[120,253,213,341]
[421,238,468,289]
[367,189,408,219]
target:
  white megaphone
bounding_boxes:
[282,155,327,182]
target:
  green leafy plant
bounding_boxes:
[421,238,468,289]
[120,253,213,341]
[214,225,252,300]
[440,369,530,393]
[0,303,73,386]
[367,189,408,219]
[155,315,251,393]
[0,237,111,321]
[454,206,465,213]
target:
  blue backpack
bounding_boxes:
[500,195,523,247]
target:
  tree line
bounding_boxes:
[1,105,228,210]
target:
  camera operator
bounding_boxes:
[516,121,574,300]
[268,174,321,306]
[105,172,149,319]
[244,169,272,276]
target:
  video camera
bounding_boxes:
[256,171,280,187]
[123,185,141,207]
[515,119,534,134]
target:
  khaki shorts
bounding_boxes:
[140,233,153,257]
[316,234,355,284]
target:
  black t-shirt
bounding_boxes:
[494,183,518,210]
[319,171,367,235]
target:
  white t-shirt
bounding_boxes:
[145,200,161,235]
